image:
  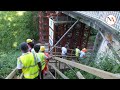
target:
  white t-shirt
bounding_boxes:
[80,51,85,58]
[61,47,67,55]
[31,48,35,53]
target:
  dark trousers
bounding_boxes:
[41,70,44,79]
[76,56,79,61]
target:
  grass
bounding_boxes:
[0,50,21,78]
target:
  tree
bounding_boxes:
[0,11,39,52]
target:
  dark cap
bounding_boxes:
[20,42,28,52]
[34,44,40,53]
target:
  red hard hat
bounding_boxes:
[82,48,87,52]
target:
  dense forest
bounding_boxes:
[0,11,39,52]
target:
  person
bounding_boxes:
[26,39,34,52]
[40,46,52,77]
[75,46,80,61]
[34,45,49,79]
[34,45,45,79]
[61,45,67,59]
[44,51,52,75]
[17,42,42,79]
[79,48,87,64]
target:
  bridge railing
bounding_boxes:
[6,56,120,79]
[51,57,120,79]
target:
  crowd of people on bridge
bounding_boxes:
[17,39,52,79]
[61,45,87,61]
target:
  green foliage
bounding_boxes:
[0,11,39,52]
[64,69,77,79]
[63,52,120,79]
[90,28,98,36]
[96,56,120,73]
[0,50,21,78]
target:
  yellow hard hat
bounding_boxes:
[26,39,32,43]
[40,46,45,52]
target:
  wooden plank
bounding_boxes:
[52,52,75,56]
[58,61,60,70]
[49,61,57,63]
[54,21,75,24]
[48,71,56,79]
[76,71,85,79]
[52,52,61,53]
[52,55,76,58]
[52,45,74,53]
[54,46,74,51]
[48,63,69,79]
[5,68,17,79]
[54,57,120,79]
[54,48,57,78]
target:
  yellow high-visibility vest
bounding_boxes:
[19,52,39,79]
[37,52,46,70]
[75,48,80,57]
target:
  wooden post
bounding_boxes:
[58,61,60,70]
[71,49,74,57]
[55,47,57,78]
[71,50,73,56]
[55,61,57,78]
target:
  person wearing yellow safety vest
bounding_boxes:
[40,46,50,78]
[34,45,48,79]
[75,46,80,61]
[17,42,42,79]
